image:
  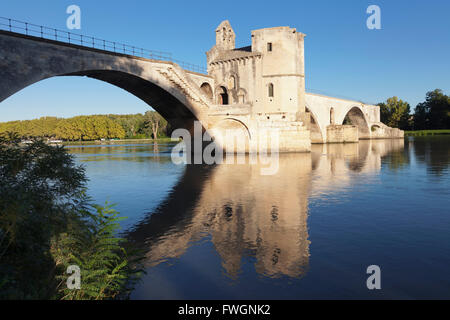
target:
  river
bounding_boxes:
[66,136,450,299]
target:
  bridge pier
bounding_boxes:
[0,18,404,154]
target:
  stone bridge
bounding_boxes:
[0,19,403,153]
[305,93,403,143]
[0,30,215,135]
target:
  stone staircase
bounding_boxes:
[157,66,211,108]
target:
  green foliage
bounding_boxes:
[52,204,144,300]
[108,112,170,139]
[0,115,125,141]
[141,111,169,139]
[0,112,171,141]
[0,134,143,299]
[405,129,450,136]
[377,89,449,131]
[0,117,60,139]
[413,89,450,130]
[107,114,147,138]
[0,133,87,298]
[378,96,411,130]
[54,116,125,141]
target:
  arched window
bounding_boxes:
[200,82,213,100]
[228,76,236,89]
[238,88,246,104]
[218,86,229,105]
[268,83,274,98]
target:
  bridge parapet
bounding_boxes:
[0,16,207,74]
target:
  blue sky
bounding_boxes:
[0,0,449,121]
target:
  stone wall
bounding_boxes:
[326,125,359,143]
[370,123,404,139]
[255,119,311,153]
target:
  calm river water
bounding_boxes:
[67,136,450,299]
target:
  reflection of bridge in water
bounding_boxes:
[127,139,405,279]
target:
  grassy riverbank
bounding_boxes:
[405,129,450,136]
[63,137,175,146]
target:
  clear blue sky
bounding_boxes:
[1,0,449,121]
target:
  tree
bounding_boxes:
[378,96,411,130]
[0,134,142,299]
[142,111,168,139]
[413,89,450,130]
[0,134,87,298]
[107,114,146,138]
[0,113,166,141]
[52,116,125,141]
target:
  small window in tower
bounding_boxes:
[268,83,274,97]
[267,43,272,52]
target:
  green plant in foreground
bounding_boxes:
[52,204,144,300]
[0,133,144,299]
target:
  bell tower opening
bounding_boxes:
[215,20,235,50]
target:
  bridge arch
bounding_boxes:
[371,124,381,132]
[305,106,325,143]
[71,70,200,128]
[0,32,211,133]
[340,106,370,139]
[209,118,251,153]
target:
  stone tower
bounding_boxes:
[251,27,307,115]
[206,20,312,153]
[207,21,306,118]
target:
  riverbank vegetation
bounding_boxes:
[404,129,450,136]
[0,133,143,299]
[0,111,170,142]
[378,89,449,131]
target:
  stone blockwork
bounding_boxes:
[205,21,403,148]
[326,125,358,143]
[0,19,404,154]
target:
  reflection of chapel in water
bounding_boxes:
[127,139,405,279]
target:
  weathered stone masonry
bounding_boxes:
[0,20,403,153]
[203,21,403,152]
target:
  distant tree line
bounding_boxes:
[378,89,450,130]
[0,111,169,141]
[107,112,169,140]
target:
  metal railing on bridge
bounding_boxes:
[0,17,207,74]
